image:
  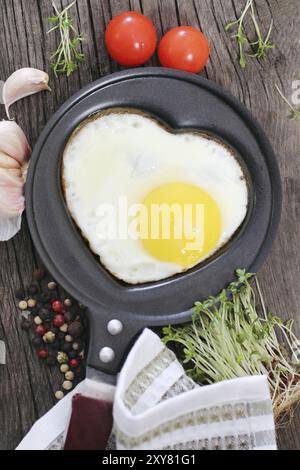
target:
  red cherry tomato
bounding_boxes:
[158,26,210,73]
[105,11,157,67]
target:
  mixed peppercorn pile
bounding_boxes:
[16,267,87,400]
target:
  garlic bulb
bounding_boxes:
[2,68,50,119]
[0,121,31,164]
[0,121,31,240]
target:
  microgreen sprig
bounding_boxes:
[248,2,274,59]
[162,270,300,421]
[225,0,274,68]
[225,0,253,68]
[48,1,85,77]
[276,85,300,120]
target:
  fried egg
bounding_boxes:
[62,110,248,284]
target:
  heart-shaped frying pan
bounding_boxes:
[26,68,281,381]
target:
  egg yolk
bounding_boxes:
[142,182,222,268]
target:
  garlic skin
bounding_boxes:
[0,121,31,165]
[0,213,23,240]
[2,68,50,119]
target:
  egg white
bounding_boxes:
[62,111,248,284]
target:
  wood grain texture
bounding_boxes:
[0,0,299,450]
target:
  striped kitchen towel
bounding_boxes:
[114,329,276,450]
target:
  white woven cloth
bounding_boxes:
[17,328,276,450]
[114,329,277,450]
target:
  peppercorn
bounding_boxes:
[65,335,73,343]
[46,323,54,333]
[64,298,72,308]
[64,311,76,324]
[70,358,79,368]
[53,314,65,328]
[62,380,73,391]
[57,351,68,364]
[59,323,68,333]
[67,321,83,338]
[18,300,28,310]
[57,331,66,341]
[38,348,49,359]
[27,298,37,308]
[68,351,78,359]
[75,366,83,378]
[55,391,64,400]
[21,318,31,331]
[32,336,43,348]
[39,308,52,322]
[48,339,60,350]
[52,300,63,313]
[34,316,43,325]
[48,281,57,290]
[65,371,75,381]
[33,267,45,281]
[30,306,40,316]
[36,325,47,336]
[61,343,72,353]
[60,364,69,373]
[46,356,57,367]
[36,293,51,304]
[43,331,56,344]
[28,284,38,295]
[15,287,25,300]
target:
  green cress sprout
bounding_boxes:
[162,270,300,422]
[225,0,274,68]
[48,1,85,77]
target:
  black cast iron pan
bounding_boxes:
[26,68,282,380]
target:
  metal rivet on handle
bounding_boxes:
[99,347,115,363]
[107,319,123,335]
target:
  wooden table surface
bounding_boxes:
[0,0,299,450]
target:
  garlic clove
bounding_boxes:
[0,121,31,164]
[0,167,24,188]
[8,167,23,178]
[0,151,20,169]
[2,68,51,119]
[0,186,24,216]
[0,200,24,217]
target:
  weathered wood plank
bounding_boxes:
[0,0,299,450]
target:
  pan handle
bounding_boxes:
[87,306,142,375]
